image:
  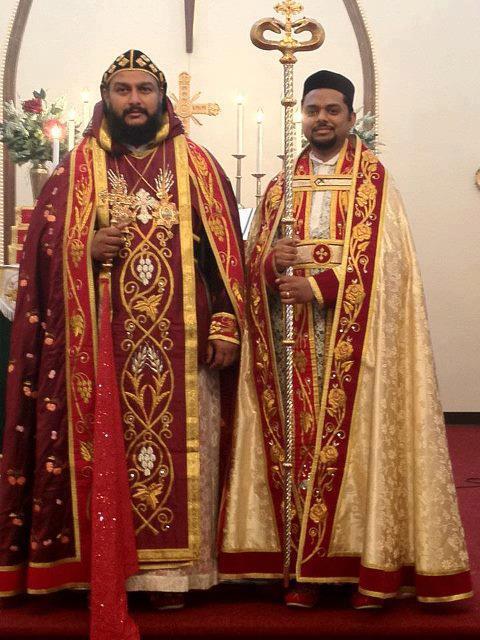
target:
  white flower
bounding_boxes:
[138,445,156,477]
[136,256,154,286]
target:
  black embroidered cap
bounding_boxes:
[101,50,166,89]
[302,70,355,110]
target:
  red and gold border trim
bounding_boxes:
[208,312,240,344]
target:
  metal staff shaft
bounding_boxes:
[250,0,324,589]
[281,60,296,586]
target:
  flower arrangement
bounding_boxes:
[0,89,72,167]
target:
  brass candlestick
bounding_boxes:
[232,153,246,207]
[251,172,266,207]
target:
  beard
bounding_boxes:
[104,101,163,147]
[310,132,338,152]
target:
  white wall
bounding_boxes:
[1,0,479,410]
[362,0,480,410]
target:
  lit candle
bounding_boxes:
[51,125,61,168]
[236,95,244,155]
[67,109,76,151]
[294,109,303,155]
[256,108,264,174]
[81,90,90,131]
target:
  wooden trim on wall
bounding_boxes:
[2,0,33,261]
[184,0,195,54]
[342,0,377,116]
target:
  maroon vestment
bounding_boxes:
[0,100,244,599]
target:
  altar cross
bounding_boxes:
[170,72,220,135]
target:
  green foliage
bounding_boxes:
[352,111,382,151]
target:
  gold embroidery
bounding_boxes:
[319,445,338,464]
[63,143,98,564]
[187,143,245,321]
[80,441,93,462]
[110,135,200,560]
[208,312,240,343]
[70,314,85,337]
[309,501,327,524]
[101,170,137,225]
[74,374,92,404]
[153,168,180,229]
[300,144,380,564]
[107,155,180,231]
[133,294,163,322]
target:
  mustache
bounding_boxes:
[123,106,148,116]
[313,124,333,132]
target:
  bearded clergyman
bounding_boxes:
[0,50,244,635]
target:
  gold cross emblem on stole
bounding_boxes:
[170,72,220,135]
[153,168,179,230]
[100,169,138,225]
[292,174,353,192]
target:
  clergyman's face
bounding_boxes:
[302,88,356,158]
[102,69,162,127]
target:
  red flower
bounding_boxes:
[22,97,43,114]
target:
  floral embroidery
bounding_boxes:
[80,441,93,462]
[352,222,372,242]
[328,387,347,413]
[302,146,383,565]
[344,282,365,307]
[334,340,354,361]
[300,411,314,434]
[70,314,85,337]
[133,294,163,322]
[309,501,328,524]
[319,445,338,464]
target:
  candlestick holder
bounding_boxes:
[251,172,266,207]
[232,154,246,207]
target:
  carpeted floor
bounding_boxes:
[0,425,478,639]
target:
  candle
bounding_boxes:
[256,108,264,174]
[236,95,244,155]
[51,125,61,168]
[67,109,76,151]
[81,90,90,131]
[294,109,303,155]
